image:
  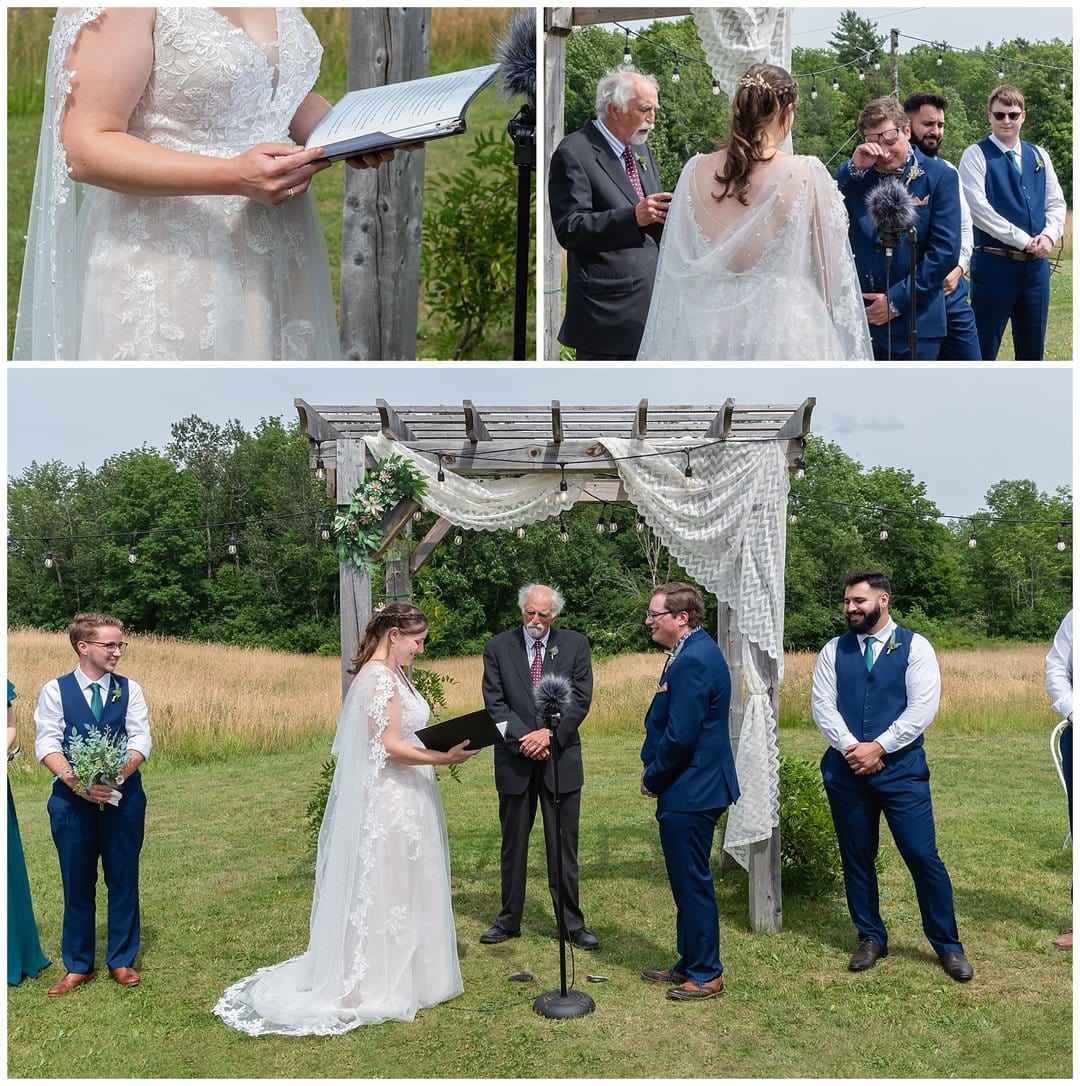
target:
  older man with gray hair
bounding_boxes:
[548,66,673,360]
[479,583,597,948]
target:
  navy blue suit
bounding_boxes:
[967,137,1052,360]
[838,148,961,359]
[819,629,962,955]
[48,673,146,973]
[642,627,739,981]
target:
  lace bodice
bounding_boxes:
[360,665,431,759]
[128,9,321,156]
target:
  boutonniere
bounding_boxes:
[885,636,901,656]
[548,645,559,659]
[903,161,924,186]
[636,154,648,172]
[110,684,122,703]
[1035,157,1045,173]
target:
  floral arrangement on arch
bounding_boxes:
[332,455,428,571]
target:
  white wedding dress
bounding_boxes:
[213,665,463,1036]
[637,152,872,361]
[14,7,340,360]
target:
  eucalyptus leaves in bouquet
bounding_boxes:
[332,455,428,572]
[65,729,128,810]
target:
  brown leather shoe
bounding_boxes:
[848,939,888,972]
[1052,928,1072,950]
[47,971,96,996]
[666,975,724,1001]
[641,967,688,984]
[108,966,141,987]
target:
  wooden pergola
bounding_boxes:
[296,396,815,932]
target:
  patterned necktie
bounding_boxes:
[89,682,103,721]
[622,144,645,200]
[863,636,877,673]
[530,641,544,687]
[1006,148,1022,173]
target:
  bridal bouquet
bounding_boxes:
[66,730,128,809]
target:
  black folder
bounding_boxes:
[416,708,507,752]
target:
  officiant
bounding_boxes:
[34,613,152,995]
[548,67,672,360]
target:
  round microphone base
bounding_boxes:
[533,989,596,1019]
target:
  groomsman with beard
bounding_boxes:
[838,97,961,360]
[902,92,981,360]
[548,67,672,360]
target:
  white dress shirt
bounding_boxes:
[1045,610,1073,721]
[522,628,550,663]
[958,133,1067,250]
[34,667,153,764]
[942,158,973,273]
[593,116,632,160]
[811,618,941,754]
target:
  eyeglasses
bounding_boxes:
[644,609,674,621]
[523,609,552,619]
[991,110,1023,121]
[85,641,127,652]
[864,126,904,145]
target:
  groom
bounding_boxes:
[838,96,961,360]
[548,66,672,360]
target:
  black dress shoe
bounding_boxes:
[848,939,888,972]
[568,928,599,951]
[479,925,520,944]
[938,951,973,982]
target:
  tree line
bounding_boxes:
[563,12,1073,203]
[7,414,1071,658]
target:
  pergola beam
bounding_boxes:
[706,398,735,439]
[551,400,563,443]
[463,399,492,442]
[377,398,416,441]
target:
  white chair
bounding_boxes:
[1050,720,1071,850]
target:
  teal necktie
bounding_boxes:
[1006,148,1021,173]
[89,682,103,722]
[863,636,877,672]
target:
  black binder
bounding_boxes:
[416,708,507,752]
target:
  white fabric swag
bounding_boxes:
[362,433,785,867]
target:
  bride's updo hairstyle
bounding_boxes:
[349,602,429,673]
[713,62,799,205]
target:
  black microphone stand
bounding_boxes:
[507,102,535,362]
[880,221,900,362]
[533,702,595,1020]
[906,225,918,358]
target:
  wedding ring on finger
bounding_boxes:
[287,187,296,199]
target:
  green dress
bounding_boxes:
[8,680,50,985]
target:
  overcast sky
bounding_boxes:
[6,365,1072,518]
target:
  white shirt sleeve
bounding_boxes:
[1036,146,1067,244]
[33,675,152,762]
[958,143,1032,250]
[810,631,941,754]
[811,638,860,752]
[1045,611,1073,720]
[958,180,973,273]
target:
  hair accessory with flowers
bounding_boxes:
[332,455,428,572]
[739,71,772,91]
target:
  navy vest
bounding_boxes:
[835,627,922,752]
[972,137,1047,251]
[53,672,138,802]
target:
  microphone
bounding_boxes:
[535,673,572,727]
[494,9,536,109]
[865,177,917,256]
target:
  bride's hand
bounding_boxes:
[231,143,330,206]
[440,739,482,765]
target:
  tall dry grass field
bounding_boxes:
[9,631,1057,772]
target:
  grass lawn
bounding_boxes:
[8,722,1071,1078]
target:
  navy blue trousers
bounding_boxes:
[657,806,724,982]
[47,778,145,973]
[1061,723,1073,832]
[938,276,981,361]
[970,251,1050,360]
[821,747,962,955]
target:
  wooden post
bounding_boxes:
[337,439,371,694]
[543,10,571,359]
[339,9,430,360]
[748,640,783,932]
[717,601,743,874]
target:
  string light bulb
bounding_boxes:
[1057,529,1067,552]
[44,545,54,569]
[712,78,720,96]
[436,455,445,484]
[608,510,618,534]
[559,516,569,543]
[558,462,569,504]
[453,529,463,547]
[128,533,139,564]
[516,526,526,540]
[789,499,798,525]
[636,514,646,534]
[623,30,631,65]
[671,61,680,84]
[596,505,607,534]
[794,456,806,481]
[967,525,977,549]
[682,450,694,486]
[936,49,944,66]
[858,66,865,81]
[314,441,326,482]
[227,534,239,556]
[318,520,332,542]
[832,77,840,91]
[810,80,818,100]
[878,521,888,541]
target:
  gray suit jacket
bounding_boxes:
[481,626,593,795]
[548,120,663,355]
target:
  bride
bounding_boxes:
[637,63,872,361]
[13,8,399,361]
[214,603,480,1036]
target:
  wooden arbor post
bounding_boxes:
[339,8,430,360]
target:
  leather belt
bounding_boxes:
[974,245,1042,262]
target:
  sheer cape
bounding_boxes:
[638,152,872,361]
[14,7,339,360]
[213,665,463,1036]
